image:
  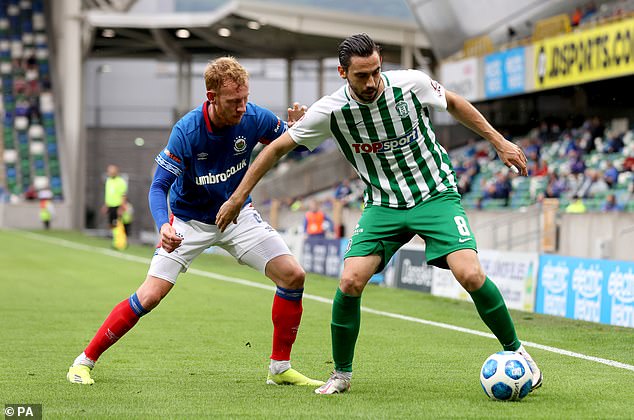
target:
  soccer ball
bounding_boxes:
[480,351,533,401]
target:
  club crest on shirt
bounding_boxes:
[233,136,247,154]
[396,100,409,118]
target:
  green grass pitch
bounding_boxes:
[1,230,633,419]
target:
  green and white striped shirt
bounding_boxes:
[289,69,457,209]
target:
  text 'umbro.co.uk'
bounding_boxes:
[195,159,247,186]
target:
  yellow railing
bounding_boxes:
[463,35,494,57]
[532,13,571,42]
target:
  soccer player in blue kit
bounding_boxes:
[67,57,324,387]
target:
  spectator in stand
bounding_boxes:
[604,161,619,188]
[559,133,578,157]
[457,171,472,195]
[582,2,598,23]
[334,179,353,206]
[545,171,567,198]
[601,193,624,212]
[537,121,550,143]
[24,184,38,200]
[494,172,512,206]
[569,150,586,175]
[481,172,512,206]
[589,116,605,141]
[566,195,587,213]
[571,7,582,26]
[577,169,609,198]
[603,132,624,154]
[303,200,333,238]
[529,158,549,177]
[464,138,477,158]
[475,144,490,160]
[525,136,542,161]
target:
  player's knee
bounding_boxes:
[282,265,305,289]
[137,289,162,311]
[454,265,485,292]
[340,272,367,296]
[136,280,171,310]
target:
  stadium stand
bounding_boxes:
[0,0,62,202]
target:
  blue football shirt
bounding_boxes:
[155,101,286,224]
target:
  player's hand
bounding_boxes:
[495,139,528,176]
[160,223,182,253]
[287,102,307,127]
[216,198,241,232]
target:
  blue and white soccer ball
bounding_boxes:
[480,351,533,401]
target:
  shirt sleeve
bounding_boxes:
[409,69,448,111]
[287,101,332,151]
[258,108,287,145]
[155,124,188,177]
[148,165,176,230]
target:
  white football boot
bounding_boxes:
[314,371,351,395]
[517,345,543,391]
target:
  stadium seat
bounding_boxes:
[3,148,17,163]
[33,175,48,190]
[46,142,57,156]
[29,140,44,155]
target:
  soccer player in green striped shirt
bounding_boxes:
[217,33,542,395]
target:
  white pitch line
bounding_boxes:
[17,231,634,373]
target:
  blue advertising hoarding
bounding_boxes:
[484,47,526,99]
[536,255,634,327]
[302,237,344,278]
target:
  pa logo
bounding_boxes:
[234,136,247,153]
[396,100,409,118]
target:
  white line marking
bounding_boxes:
[17,231,634,373]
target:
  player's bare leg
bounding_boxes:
[67,276,172,384]
[315,255,380,395]
[264,254,324,386]
[447,249,542,390]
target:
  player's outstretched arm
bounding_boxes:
[445,90,527,176]
[216,132,298,232]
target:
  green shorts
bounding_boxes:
[345,191,477,271]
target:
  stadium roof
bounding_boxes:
[82,0,431,63]
[406,0,589,60]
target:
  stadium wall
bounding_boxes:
[0,201,72,229]
[267,204,634,261]
[84,127,168,234]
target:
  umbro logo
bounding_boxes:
[197,152,208,160]
[458,237,472,243]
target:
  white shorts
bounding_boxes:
[148,204,291,284]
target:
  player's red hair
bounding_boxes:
[204,56,249,92]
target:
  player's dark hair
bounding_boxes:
[338,33,381,70]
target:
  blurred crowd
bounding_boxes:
[273,116,633,215]
[570,0,634,28]
[453,117,633,212]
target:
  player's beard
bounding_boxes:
[351,78,382,103]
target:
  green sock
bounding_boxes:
[331,288,361,372]
[469,277,520,351]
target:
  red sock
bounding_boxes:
[84,299,140,361]
[270,293,303,361]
